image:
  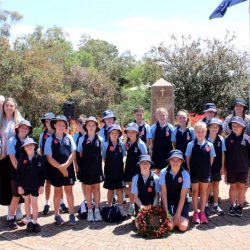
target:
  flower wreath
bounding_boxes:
[135,206,172,239]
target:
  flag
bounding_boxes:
[209,0,247,19]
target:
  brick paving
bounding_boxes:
[1,178,250,250]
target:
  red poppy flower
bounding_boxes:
[147,187,153,193]
[86,140,91,144]
[205,145,210,152]
[165,132,169,137]
[44,134,49,139]
[54,139,59,144]
[126,143,130,150]
[231,140,234,144]
[140,130,145,136]
[23,159,28,164]
[109,146,115,151]
[178,177,183,183]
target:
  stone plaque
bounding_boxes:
[151,78,174,124]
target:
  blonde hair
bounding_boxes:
[0,98,19,130]
[194,121,207,132]
[156,107,168,117]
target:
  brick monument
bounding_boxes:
[151,78,174,124]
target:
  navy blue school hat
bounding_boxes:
[228,116,246,129]
[50,115,68,130]
[107,124,122,137]
[167,149,185,161]
[21,137,37,148]
[125,122,139,134]
[203,103,217,113]
[137,154,155,167]
[232,98,247,109]
[41,112,55,124]
[83,116,100,132]
[102,110,116,121]
[15,120,33,133]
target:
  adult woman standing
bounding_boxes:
[0,98,23,218]
[223,98,250,135]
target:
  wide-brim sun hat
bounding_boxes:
[125,122,139,134]
[228,116,246,129]
[167,149,185,161]
[137,154,155,167]
[107,124,122,137]
[203,103,217,113]
[50,115,69,130]
[83,116,100,132]
[41,112,55,124]
[15,120,33,134]
[232,98,247,110]
[102,110,116,121]
[21,137,38,148]
[208,118,223,127]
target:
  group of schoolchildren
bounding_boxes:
[1,96,250,234]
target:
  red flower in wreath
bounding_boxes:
[23,159,28,164]
[109,146,115,151]
[147,187,153,193]
[54,139,59,144]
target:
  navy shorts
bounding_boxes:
[190,176,210,184]
[227,172,248,184]
[11,180,21,197]
[168,202,190,219]
[210,172,222,182]
[23,189,39,197]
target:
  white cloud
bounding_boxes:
[9,17,248,58]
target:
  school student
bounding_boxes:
[102,124,127,216]
[44,115,76,226]
[151,107,174,175]
[0,98,23,221]
[186,122,216,224]
[124,122,147,215]
[160,150,190,232]
[225,116,250,217]
[72,116,87,215]
[77,116,104,222]
[201,103,217,125]
[205,118,226,216]
[39,112,68,216]
[99,110,116,142]
[7,120,32,229]
[133,106,152,149]
[171,110,195,167]
[131,155,159,213]
[16,138,45,233]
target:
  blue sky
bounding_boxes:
[1,0,249,57]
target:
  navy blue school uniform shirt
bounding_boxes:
[102,138,126,189]
[159,166,190,205]
[77,134,104,184]
[7,135,27,180]
[151,122,174,169]
[131,171,159,206]
[225,132,250,173]
[38,130,53,155]
[186,139,216,182]
[171,126,195,155]
[44,133,76,187]
[16,152,45,191]
[207,135,226,175]
[124,138,147,182]
[99,125,112,142]
[134,121,152,144]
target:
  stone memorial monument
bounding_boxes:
[151,78,174,124]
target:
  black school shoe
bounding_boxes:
[235,205,243,217]
[228,205,236,216]
[8,218,18,229]
[33,223,41,233]
[42,205,50,216]
[26,222,34,232]
[59,203,69,213]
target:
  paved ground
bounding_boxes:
[1,177,250,250]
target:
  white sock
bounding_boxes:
[32,219,37,224]
[214,203,218,207]
[8,216,14,220]
[60,199,64,205]
[45,200,49,206]
[95,208,99,212]
[16,204,22,213]
[205,203,209,207]
[7,206,10,219]
[27,217,32,223]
